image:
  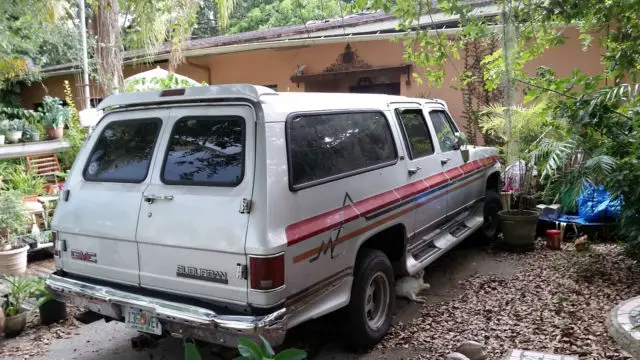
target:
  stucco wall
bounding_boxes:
[21,27,603,138]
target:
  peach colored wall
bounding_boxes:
[21,28,603,136]
[20,62,209,110]
[205,40,405,93]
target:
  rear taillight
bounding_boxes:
[52,231,59,257]
[249,254,285,291]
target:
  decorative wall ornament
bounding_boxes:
[323,44,372,73]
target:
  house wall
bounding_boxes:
[21,28,603,141]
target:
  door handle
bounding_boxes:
[440,158,451,165]
[143,194,174,203]
[408,166,421,176]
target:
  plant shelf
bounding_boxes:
[0,140,70,160]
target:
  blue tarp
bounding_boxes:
[577,182,623,222]
[539,182,622,225]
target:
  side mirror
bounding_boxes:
[454,133,468,150]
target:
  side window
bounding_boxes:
[84,118,161,183]
[162,116,245,186]
[288,111,397,189]
[429,110,457,152]
[396,109,435,159]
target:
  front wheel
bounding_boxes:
[481,190,502,241]
[343,249,395,351]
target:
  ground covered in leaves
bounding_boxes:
[378,242,640,359]
[0,305,82,359]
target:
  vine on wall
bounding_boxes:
[461,36,503,145]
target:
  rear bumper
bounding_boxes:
[45,275,287,347]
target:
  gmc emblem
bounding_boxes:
[70,250,97,263]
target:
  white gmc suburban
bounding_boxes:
[46,84,501,350]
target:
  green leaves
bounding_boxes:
[233,337,307,360]
[274,349,307,360]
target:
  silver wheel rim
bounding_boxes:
[365,271,390,330]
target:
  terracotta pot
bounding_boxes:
[22,194,38,203]
[46,126,64,140]
[0,245,29,275]
[3,311,27,338]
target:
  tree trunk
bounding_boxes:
[95,0,123,96]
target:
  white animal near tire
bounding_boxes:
[396,269,431,303]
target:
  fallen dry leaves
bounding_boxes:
[0,305,82,359]
[378,242,640,359]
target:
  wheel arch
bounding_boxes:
[354,222,407,277]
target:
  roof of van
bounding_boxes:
[97,84,446,112]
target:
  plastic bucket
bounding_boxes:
[546,229,562,250]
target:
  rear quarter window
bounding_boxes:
[83,118,162,183]
[287,111,397,190]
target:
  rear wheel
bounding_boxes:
[481,190,502,241]
[343,249,395,351]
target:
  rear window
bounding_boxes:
[287,111,397,189]
[161,116,245,186]
[83,118,161,183]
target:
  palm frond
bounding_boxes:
[529,138,576,179]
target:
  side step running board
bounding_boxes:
[406,206,485,275]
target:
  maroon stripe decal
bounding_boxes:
[353,190,399,217]
[394,179,428,200]
[445,167,464,181]
[285,156,497,246]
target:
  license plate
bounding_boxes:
[124,307,162,335]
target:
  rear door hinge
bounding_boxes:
[239,198,252,214]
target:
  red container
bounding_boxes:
[546,229,562,250]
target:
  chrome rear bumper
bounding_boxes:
[46,275,287,347]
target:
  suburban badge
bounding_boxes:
[176,265,228,284]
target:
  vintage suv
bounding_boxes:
[46,85,501,350]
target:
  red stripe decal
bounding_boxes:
[353,190,399,217]
[394,179,428,200]
[445,167,464,181]
[286,205,360,246]
[425,172,448,188]
[460,162,476,174]
[286,156,496,246]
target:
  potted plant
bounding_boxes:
[497,163,540,251]
[40,96,69,140]
[1,164,46,202]
[0,191,29,275]
[0,114,8,145]
[23,123,40,141]
[32,278,67,325]
[1,276,35,337]
[5,119,25,143]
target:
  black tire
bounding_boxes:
[481,190,502,241]
[343,249,395,351]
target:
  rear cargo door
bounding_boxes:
[51,109,166,285]
[135,105,255,304]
